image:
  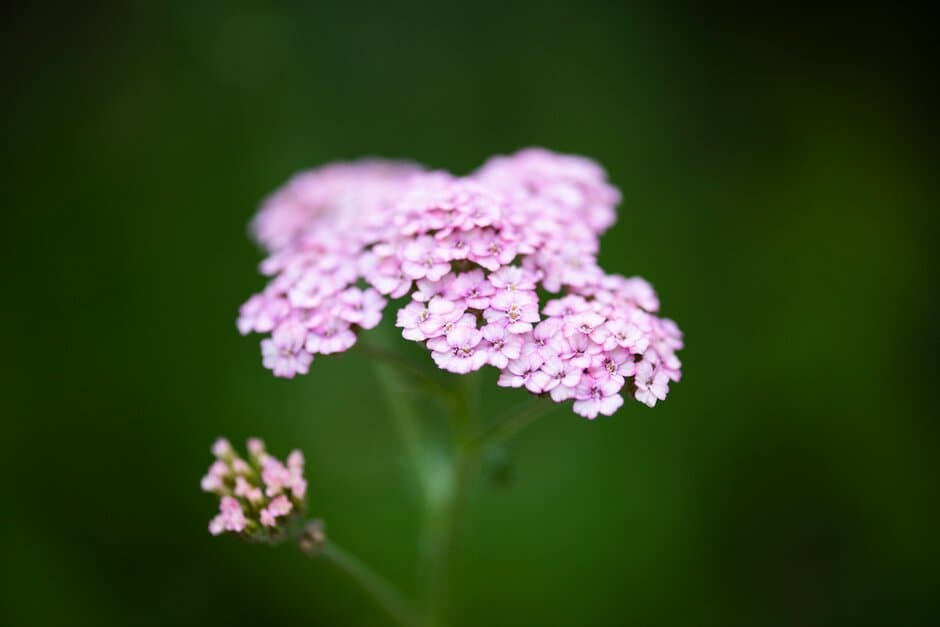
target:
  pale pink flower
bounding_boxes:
[262,319,313,378]
[489,266,538,292]
[590,347,636,385]
[656,317,684,350]
[252,160,423,251]
[560,333,602,370]
[401,235,452,281]
[305,319,356,355]
[425,313,477,352]
[413,275,452,302]
[481,324,524,368]
[484,290,540,334]
[529,357,582,395]
[497,353,545,389]
[564,311,606,339]
[361,252,413,298]
[650,345,682,383]
[422,299,468,335]
[548,372,580,402]
[467,228,518,271]
[475,146,620,233]
[237,295,290,335]
[435,230,472,260]
[337,288,386,329]
[644,317,683,383]
[446,269,495,309]
[594,317,647,352]
[396,301,434,341]
[527,319,567,361]
[542,251,603,291]
[634,360,670,407]
[431,325,489,374]
[396,298,466,341]
[596,275,660,312]
[542,294,590,318]
[572,375,624,419]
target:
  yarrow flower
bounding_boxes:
[238,148,683,417]
[202,437,307,539]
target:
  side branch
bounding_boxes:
[319,540,421,627]
[357,342,455,404]
[464,399,556,454]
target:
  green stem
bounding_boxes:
[422,378,476,627]
[358,342,454,404]
[373,362,429,497]
[361,352,554,627]
[464,398,556,454]
[320,540,420,627]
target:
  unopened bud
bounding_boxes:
[202,436,308,542]
[212,438,233,458]
[298,519,326,556]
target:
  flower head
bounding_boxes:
[238,149,683,416]
[202,437,307,540]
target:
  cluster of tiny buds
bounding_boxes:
[201,437,307,540]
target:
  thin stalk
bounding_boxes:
[427,452,472,627]
[464,398,556,455]
[358,342,454,404]
[422,378,476,627]
[373,362,429,497]
[320,540,420,627]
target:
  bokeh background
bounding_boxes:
[3,2,936,626]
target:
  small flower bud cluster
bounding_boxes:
[238,148,683,417]
[201,437,307,539]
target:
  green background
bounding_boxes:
[3,2,936,626]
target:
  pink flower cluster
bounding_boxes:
[202,437,307,538]
[238,148,683,417]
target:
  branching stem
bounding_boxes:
[464,398,556,454]
[347,347,557,627]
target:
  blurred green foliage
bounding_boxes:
[2,2,936,626]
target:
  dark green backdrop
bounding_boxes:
[3,2,936,626]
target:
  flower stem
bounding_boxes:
[464,398,556,454]
[373,362,430,498]
[368,359,555,627]
[421,454,470,627]
[422,378,476,627]
[358,341,454,404]
[320,540,421,627]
